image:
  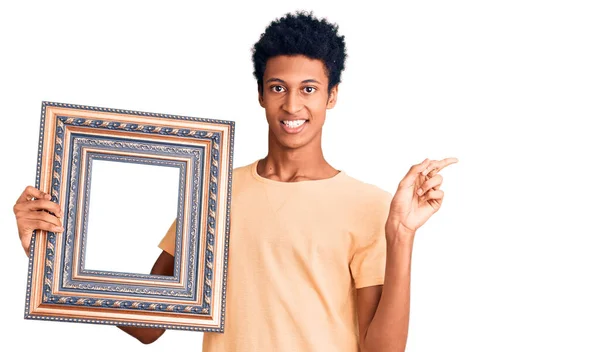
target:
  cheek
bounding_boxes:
[266,105,280,120]
[306,99,328,121]
[262,100,278,118]
[265,108,284,129]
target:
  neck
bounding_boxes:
[258,129,338,182]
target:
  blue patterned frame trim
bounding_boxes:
[55,137,202,299]
[25,102,235,332]
[45,130,205,307]
[78,151,187,280]
[67,137,195,280]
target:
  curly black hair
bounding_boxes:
[251,11,347,94]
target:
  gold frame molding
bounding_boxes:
[24,102,234,332]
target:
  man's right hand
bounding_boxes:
[13,186,64,256]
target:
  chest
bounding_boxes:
[228,187,355,266]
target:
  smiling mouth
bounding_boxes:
[280,119,308,134]
[281,120,307,128]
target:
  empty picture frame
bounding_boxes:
[24,101,234,332]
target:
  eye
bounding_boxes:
[270,85,286,93]
[303,86,316,94]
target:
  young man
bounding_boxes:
[14,11,457,352]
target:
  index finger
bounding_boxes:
[16,186,51,204]
[424,157,459,176]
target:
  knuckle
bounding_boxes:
[44,213,58,224]
[48,215,60,226]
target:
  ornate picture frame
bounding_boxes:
[24,101,234,332]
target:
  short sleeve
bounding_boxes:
[350,192,392,289]
[158,219,177,256]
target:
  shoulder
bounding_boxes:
[339,173,393,208]
[331,173,393,227]
[232,163,251,177]
[339,174,392,243]
[231,161,254,181]
[229,161,257,197]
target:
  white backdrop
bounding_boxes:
[1,1,599,351]
[84,160,179,274]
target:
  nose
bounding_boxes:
[282,92,303,114]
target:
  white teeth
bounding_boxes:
[282,120,306,128]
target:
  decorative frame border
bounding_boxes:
[25,102,234,332]
[77,149,189,282]
[61,142,198,298]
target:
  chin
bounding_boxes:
[280,139,307,150]
[276,135,310,150]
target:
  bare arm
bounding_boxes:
[118,250,175,344]
[357,235,414,352]
[358,158,456,351]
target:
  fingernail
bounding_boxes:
[417,188,423,196]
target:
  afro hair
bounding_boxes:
[251,11,347,94]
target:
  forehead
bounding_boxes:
[263,55,328,83]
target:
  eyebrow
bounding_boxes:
[264,78,322,85]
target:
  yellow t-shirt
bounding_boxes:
[158,160,392,351]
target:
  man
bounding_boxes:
[14,11,457,352]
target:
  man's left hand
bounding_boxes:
[385,157,458,238]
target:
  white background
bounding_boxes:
[1,1,599,351]
[84,160,179,274]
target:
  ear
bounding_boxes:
[326,84,339,109]
[258,84,265,108]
